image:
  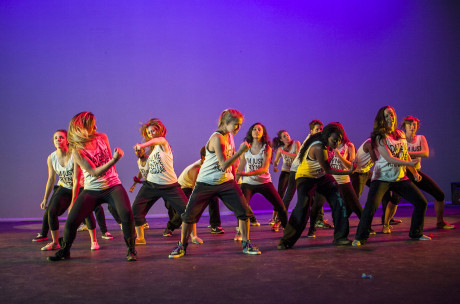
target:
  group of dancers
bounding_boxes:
[34,106,454,262]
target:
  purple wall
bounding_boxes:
[1,1,459,219]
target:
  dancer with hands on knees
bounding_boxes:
[48,112,137,262]
[169,109,261,258]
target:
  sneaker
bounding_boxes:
[32,233,48,242]
[135,238,146,245]
[47,248,70,261]
[41,242,60,251]
[436,221,455,229]
[102,232,114,240]
[333,238,352,246]
[169,242,187,259]
[271,220,282,232]
[120,224,123,230]
[389,218,402,225]
[382,224,392,234]
[276,241,292,250]
[307,229,316,238]
[250,218,260,226]
[242,240,261,255]
[234,227,242,241]
[369,228,376,235]
[163,228,173,237]
[268,219,276,225]
[210,226,225,234]
[191,236,203,245]
[127,247,137,262]
[315,219,333,228]
[77,223,88,232]
[416,235,432,241]
[352,240,362,247]
[91,242,100,250]
[143,222,150,229]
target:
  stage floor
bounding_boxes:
[1,204,460,304]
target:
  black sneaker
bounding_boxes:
[163,228,173,237]
[277,240,292,250]
[127,247,137,262]
[169,242,187,259]
[32,233,48,242]
[47,248,70,261]
[333,238,352,246]
[210,226,225,234]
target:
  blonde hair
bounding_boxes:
[218,109,244,127]
[68,112,96,150]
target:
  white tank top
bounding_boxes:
[50,151,74,189]
[330,143,351,184]
[81,136,121,190]
[197,132,234,185]
[178,160,201,189]
[295,140,326,179]
[242,144,272,185]
[280,142,298,172]
[146,144,178,185]
[290,135,310,172]
[354,138,374,174]
[372,132,409,182]
[137,158,149,180]
[407,135,422,170]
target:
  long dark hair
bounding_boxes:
[244,122,272,148]
[370,106,402,149]
[273,130,292,151]
[297,123,344,162]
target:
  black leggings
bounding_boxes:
[277,171,290,200]
[132,181,186,229]
[41,186,96,235]
[182,187,222,227]
[280,175,349,247]
[282,171,297,210]
[241,182,288,228]
[63,184,134,248]
[355,179,427,241]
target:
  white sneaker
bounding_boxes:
[91,242,100,250]
[41,242,60,251]
[191,236,203,244]
[101,232,114,240]
[77,224,88,232]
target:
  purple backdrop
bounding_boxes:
[1,1,459,219]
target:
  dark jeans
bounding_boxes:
[241,182,288,228]
[41,186,96,235]
[182,187,222,227]
[280,175,349,248]
[132,181,186,229]
[355,179,427,241]
[182,180,251,224]
[63,184,134,249]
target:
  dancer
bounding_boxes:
[353,106,429,246]
[236,123,288,235]
[48,112,137,262]
[271,130,300,224]
[178,146,225,235]
[382,115,454,231]
[308,122,374,238]
[36,129,100,251]
[169,109,261,258]
[132,118,199,245]
[277,123,354,249]
[129,146,178,236]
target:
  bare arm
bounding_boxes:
[209,134,249,171]
[313,145,354,175]
[40,156,56,209]
[129,171,144,192]
[273,148,282,173]
[238,146,273,177]
[376,137,419,167]
[334,143,356,169]
[73,147,123,177]
[408,135,429,159]
[134,137,168,151]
